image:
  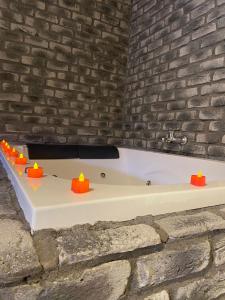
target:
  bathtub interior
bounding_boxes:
[24,146,225,185]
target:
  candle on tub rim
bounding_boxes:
[71,172,90,193]
[15,153,27,165]
[10,147,19,157]
[27,162,43,178]
[190,170,206,186]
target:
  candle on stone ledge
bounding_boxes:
[27,162,43,178]
[71,172,90,193]
[15,153,27,165]
[190,171,206,187]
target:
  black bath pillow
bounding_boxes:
[27,144,119,159]
[77,145,119,159]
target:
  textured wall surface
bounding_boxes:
[1,160,225,299]
[125,0,225,160]
[0,0,130,145]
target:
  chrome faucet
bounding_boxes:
[161,131,188,145]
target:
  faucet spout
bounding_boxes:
[161,131,188,145]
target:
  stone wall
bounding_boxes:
[2,160,225,299]
[0,0,130,145]
[125,0,225,160]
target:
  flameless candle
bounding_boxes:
[0,140,5,148]
[9,147,19,158]
[15,153,27,165]
[71,172,90,193]
[190,171,206,187]
[27,162,43,178]
[5,144,11,155]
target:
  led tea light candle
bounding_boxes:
[9,147,19,158]
[191,171,206,187]
[27,162,43,178]
[5,144,11,155]
[0,140,5,148]
[71,172,90,193]
[15,153,27,165]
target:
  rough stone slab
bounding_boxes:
[172,270,225,300]
[40,260,131,300]
[0,219,41,284]
[0,203,17,217]
[0,284,42,300]
[156,211,225,239]
[33,230,58,271]
[57,224,161,266]
[144,290,170,300]
[134,239,210,289]
[212,233,225,266]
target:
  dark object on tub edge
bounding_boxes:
[27,144,119,159]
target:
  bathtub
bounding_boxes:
[1,146,225,231]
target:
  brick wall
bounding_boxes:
[0,0,130,145]
[125,0,225,160]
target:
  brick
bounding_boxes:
[190,48,212,63]
[156,211,225,239]
[145,291,170,300]
[211,96,225,106]
[0,219,41,284]
[208,145,225,156]
[191,1,215,19]
[201,28,225,47]
[134,239,210,288]
[201,82,225,95]
[182,121,205,131]
[192,23,216,40]
[171,270,225,299]
[187,73,210,86]
[207,5,225,22]
[57,224,161,265]
[209,121,225,131]
[199,108,224,120]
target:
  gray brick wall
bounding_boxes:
[125,0,225,160]
[0,0,130,145]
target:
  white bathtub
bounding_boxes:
[1,146,225,231]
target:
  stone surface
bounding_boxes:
[156,211,225,239]
[57,224,161,266]
[0,219,41,284]
[40,260,131,300]
[33,230,58,271]
[134,239,210,288]
[212,233,225,266]
[0,284,42,300]
[172,270,225,300]
[144,290,170,300]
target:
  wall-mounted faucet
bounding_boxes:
[161,131,188,145]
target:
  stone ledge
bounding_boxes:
[144,290,170,300]
[212,233,225,266]
[0,260,131,300]
[171,269,225,300]
[134,239,210,289]
[0,219,41,284]
[155,211,225,239]
[57,224,161,266]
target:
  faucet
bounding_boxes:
[161,131,188,145]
